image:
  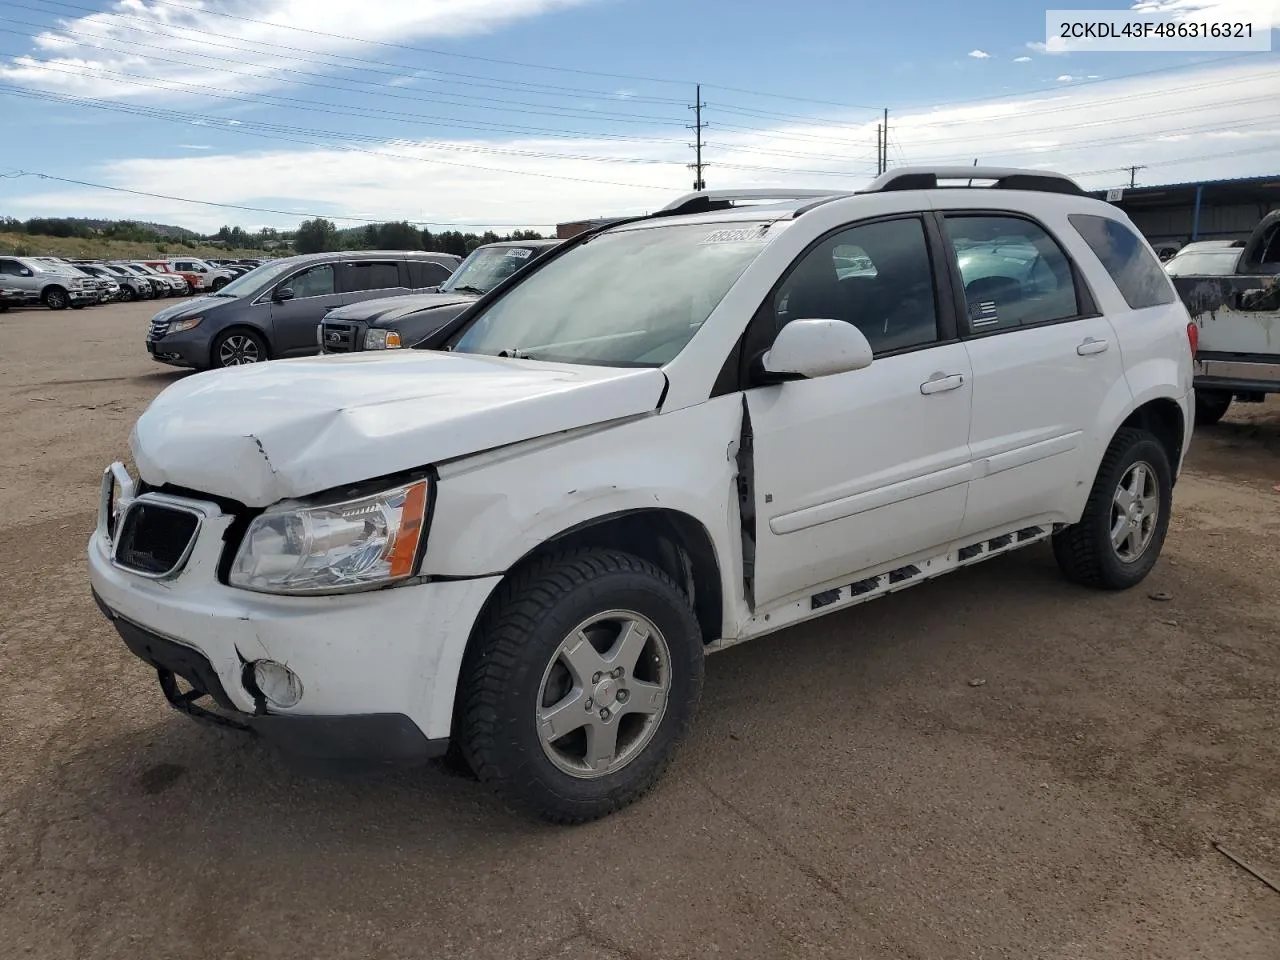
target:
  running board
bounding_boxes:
[724,524,1060,647]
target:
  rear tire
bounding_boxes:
[1052,427,1172,590]
[458,548,704,824]
[120,285,137,302]
[1194,389,1232,426]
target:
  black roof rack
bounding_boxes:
[863,166,1086,196]
[656,188,846,218]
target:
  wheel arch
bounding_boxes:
[468,508,724,649]
[1117,396,1186,486]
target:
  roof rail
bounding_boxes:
[657,188,845,217]
[863,166,1085,196]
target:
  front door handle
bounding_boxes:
[1077,337,1110,356]
[920,373,965,395]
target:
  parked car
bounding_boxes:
[121,262,187,297]
[28,258,115,305]
[166,257,239,291]
[144,249,462,369]
[95,263,154,301]
[141,260,206,294]
[319,240,560,353]
[0,255,99,309]
[1167,212,1280,424]
[89,168,1194,823]
[68,262,126,302]
[1164,241,1245,278]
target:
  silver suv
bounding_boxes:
[0,256,99,309]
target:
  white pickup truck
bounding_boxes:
[1165,210,1280,424]
[88,167,1195,823]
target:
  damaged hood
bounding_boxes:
[131,351,666,507]
[325,291,477,325]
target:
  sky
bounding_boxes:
[0,0,1277,233]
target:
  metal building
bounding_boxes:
[1088,174,1280,251]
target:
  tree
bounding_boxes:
[294,217,339,254]
[375,220,422,250]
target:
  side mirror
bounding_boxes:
[20,268,33,277]
[761,319,874,380]
[273,287,295,302]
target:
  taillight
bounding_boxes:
[1186,321,1199,357]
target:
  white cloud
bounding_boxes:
[1025,40,1068,55]
[1014,56,1033,62]
[968,49,992,58]
[177,143,210,149]
[0,0,599,99]
[3,60,1277,232]
[1057,74,1077,81]
[1130,0,1278,25]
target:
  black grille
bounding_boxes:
[320,321,361,352]
[114,502,200,576]
[147,318,171,342]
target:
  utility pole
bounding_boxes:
[876,124,883,176]
[688,84,707,191]
[1124,164,1146,188]
[882,107,889,173]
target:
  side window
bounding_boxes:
[943,215,1080,331]
[344,261,403,292]
[408,261,451,287]
[0,259,18,276]
[772,217,939,355]
[289,264,335,298]
[1069,213,1176,309]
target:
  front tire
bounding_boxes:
[1052,427,1172,590]
[458,548,704,824]
[42,287,69,310]
[1194,389,1232,426]
[120,285,137,302]
[211,328,268,367]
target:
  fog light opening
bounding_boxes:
[249,660,304,709]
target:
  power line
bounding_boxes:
[0,84,681,190]
[0,169,564,227]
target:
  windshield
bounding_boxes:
[441,246,540,294]
[128,263,160,275]
[104,265,133,277]
[1165,250,1241,276]
[210,258,297,297]
[449,221,774,366]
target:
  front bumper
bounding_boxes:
[146,329,210,368]
[88,486,501,762]
[93,595,447,764]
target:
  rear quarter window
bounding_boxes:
[1069,214,1176,310]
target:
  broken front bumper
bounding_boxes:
[87,481,501,763]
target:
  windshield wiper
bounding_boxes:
[449,285,487,295]
[497,348,538,360]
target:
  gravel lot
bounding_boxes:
[2,300,1278,960]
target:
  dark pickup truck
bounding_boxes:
[318,239,560,354]
[1168,210,1280,425]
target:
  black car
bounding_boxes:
[318,240,560,354]
[145,250,462,369]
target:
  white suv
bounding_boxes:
[88,167,1195,823]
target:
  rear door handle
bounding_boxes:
[920,373,965,395]
[1077,337,1110,356]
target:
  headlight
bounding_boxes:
[167,316,202,334]
[229,478,431,595]
[363,329,402,350]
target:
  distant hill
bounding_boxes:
[19,216,201,240]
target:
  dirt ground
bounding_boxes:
[1,300,1278,960]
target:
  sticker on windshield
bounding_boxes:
[700,226,770,244]
[970,300,1000,327]
[504,248,533,259]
